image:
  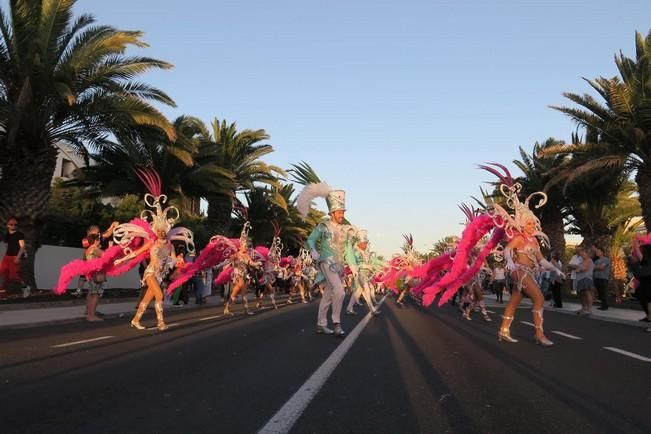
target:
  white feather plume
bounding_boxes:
[297,182,331,218]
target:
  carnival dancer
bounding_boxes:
[410,163,565,346]
[298,182,355,337]
[286,255,309,304]
[462,249,492,321]
[116,170,195,331]
[299,248,315,302]
[345,229,382,315]
[379,234,422,305]
[257,222,283,309]
[482,167,565,345]
[223,222,260,316]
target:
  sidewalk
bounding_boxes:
[484,296,649,328]
[0,294,230,330]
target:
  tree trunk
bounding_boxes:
[540,205,565,258]
[636,166,651,232]
[206,194,233,235]
[0,145,58,291]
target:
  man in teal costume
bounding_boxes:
[299,183,355,337]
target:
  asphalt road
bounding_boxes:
[1,295,650,434]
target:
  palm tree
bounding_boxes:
[76,116,210,214]
[232,184,313,254]
[513,138,570,256]
[0,0,175,288]
[204,119,285,235]
[544,135,630,254]
[551,30,651,227]
[605,181,643,298]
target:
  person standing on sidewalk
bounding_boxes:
[568,246,582,296]
[84,234,105,322]
[592,245,611,311]
[0,217,30,299]
[627,237,651,323]
[491,262,506,303]
[298,182,355,337]
[574,247,595,315]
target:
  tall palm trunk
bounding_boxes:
[0,145,58,290]
[636,166,651,231]
[540,205,565,258]
[207,194,234,235]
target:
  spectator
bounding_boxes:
[84,233,105,322]
[0,217,30,299]
[592,245,611,311]
[491,263,506,303]
[539,262,551,304]
[171,251,187,306]
[73,222,118,297]
[549,252,564,308]
[627,238,651,323]
[574,247,594,315]
[568,246,582,295]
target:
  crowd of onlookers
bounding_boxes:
[470,245,614,314]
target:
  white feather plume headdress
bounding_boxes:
[297,182,332,218]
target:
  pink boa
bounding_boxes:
[414,214,499,307]
[53,219,154,295]
[167,236,237,294]
[433,228,505,306]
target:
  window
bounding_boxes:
[60,158,76,178]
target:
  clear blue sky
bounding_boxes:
[29,1,651,255]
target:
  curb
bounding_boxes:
[483,300,648,329]
[0,294,300,331]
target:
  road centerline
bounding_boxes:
[603,347,651,362]
[50,336,114,348]
[551,330,583,340]
[257,295,387,434]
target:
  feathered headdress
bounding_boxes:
[479,162,549,246]
[297,182,333,218]
[134,167,180,235]
[269,220,283,260]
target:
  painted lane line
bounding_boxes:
[50,336,114,348]
[198,315,222,321]
[603,347,651,363]
[258,295,387,434]
[520,321,535,327]
[145,322,181,331]
[486,310,496,314]
[551,331,583,340]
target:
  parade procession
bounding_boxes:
[1,1,651,433]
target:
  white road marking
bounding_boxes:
[603,347,651,362]
[198,315,222,321]
[520,321,535,327]
[50,336,114,348]
[258,295,387,434]
[145,322,181,331]
[551,331,583,340]
[486,310,496,314]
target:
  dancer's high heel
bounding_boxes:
[130,302,147,330]
[532,308,553,346]
[535,334,554,346]
[497,315,518,343]
[130,320,145,330]
[498,327,518,343]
